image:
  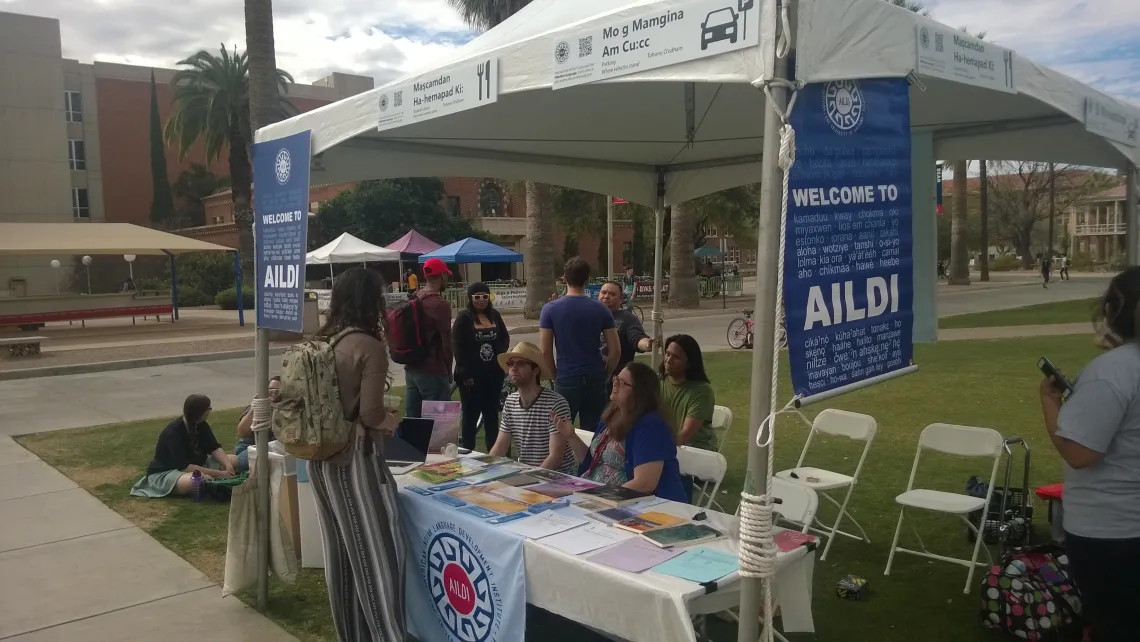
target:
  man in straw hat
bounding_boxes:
[489,342,577,474]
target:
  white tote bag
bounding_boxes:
[222,454,299,596]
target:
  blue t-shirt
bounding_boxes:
[540,294,615,378]
[577,411,687,504]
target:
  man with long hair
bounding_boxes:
[660,334,717,449]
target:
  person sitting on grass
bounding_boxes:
[234,376,279,472]
[130,394,237,499]
[555,362,687,503]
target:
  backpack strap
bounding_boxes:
[328,327,368,349]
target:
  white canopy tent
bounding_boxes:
[305,232,401,264]
[255,1,1139,639]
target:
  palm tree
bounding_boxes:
[164,43,294,270]
[448,0,554,318]
[667,185,759,307]
[979,159,990,281]
[948,159,972,284]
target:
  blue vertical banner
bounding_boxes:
[400,492,526,642]
[253,130,311,332]
[783,78,914,400]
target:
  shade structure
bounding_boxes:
[694,245,725,258]
[384,229,442,255]
[0,223,234,256]
[305,232,400,264]
[418,237,523,264]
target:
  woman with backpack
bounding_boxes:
[452,282,510,451]
[1039,266,1140,642]
[307,267,406,642]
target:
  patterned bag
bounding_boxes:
[980,544,1082,640]
[272,329,360,460]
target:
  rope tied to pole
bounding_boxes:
[251,395,273,434]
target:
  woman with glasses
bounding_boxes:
[130,394,237,499]
[452,282,510,451]
[555,362,687,503]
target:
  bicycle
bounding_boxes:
[726,309,754,349]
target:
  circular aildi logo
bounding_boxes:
[919,26,930,50]
[554,40,570,64]
[274,149,291,185]
[379,93,389,112]
[823,80,865,136]
[426,530,497,641]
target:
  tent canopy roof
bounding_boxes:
[0,223,234,256]
[385,229,442,255]
[257,0,1139,206]
[306,232,401,264]
[419,237,523,264]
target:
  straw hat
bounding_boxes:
[497,342,551,381]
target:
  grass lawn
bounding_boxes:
[17,333,1101,642]
[939,298,1097,329]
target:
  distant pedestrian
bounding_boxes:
[1040,253,1052,289]
[404,258,453,418]
[1061,254,1071,281]
[540,257,619,434]
[623,265,637,310]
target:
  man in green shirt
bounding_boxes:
[660,334,717,450]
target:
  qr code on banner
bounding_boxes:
[579,36,593,58]
[393,90,403,108]
[935,33,944,52]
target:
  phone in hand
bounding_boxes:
[1038,357,1073,397]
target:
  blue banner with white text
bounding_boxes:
[401,491,526,642]
[784,78,913,399]
[253,130,311,332]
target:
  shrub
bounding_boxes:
[215,286,255,310]
[177,286,213,307]
[989,255,1021,272]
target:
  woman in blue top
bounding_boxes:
[554,362,688,503]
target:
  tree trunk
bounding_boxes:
[948,159,971,285]
[979,160,990,282]
[668,202,700,308]
[243,0,280,277]
[523,182,556,319]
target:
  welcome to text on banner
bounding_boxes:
[253,130,311,333]
[783,78,915,403]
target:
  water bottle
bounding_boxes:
[191,470,204,503]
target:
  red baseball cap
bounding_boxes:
[422,257,452,278]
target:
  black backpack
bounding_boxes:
[387,297,431,366]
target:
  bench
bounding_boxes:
[0,336,46,357]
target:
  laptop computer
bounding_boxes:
[383,417,434,475]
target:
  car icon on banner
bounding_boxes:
[701,7,739,50]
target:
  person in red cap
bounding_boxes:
[406,257,454,417]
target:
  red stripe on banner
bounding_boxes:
[612,197,628,204]
[0,305,173,326]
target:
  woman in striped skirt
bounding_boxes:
[309,268,407,641]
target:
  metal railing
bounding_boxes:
[1074,222,1126,235]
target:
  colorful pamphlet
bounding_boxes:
[461,463,527,485]
[584,506,639,525]
[421,401,462,452]
[612,511,688,534]
[588,537,683,573]
[446,485,529,515]
[411,458,485,484]
[530,478,600,498]
[526,469,573,483]
[458,505,499,519]
[495,473,543,487]
[576,484,653,507]
[652,547,740,583]
[640,523,724,549]
[488,485,556,506]
[774,530,818,552]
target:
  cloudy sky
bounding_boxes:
[1,0,1136,103]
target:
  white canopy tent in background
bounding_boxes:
[305,232,401,280]
[255,0,1140,639]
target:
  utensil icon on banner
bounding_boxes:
[485,59,492,100]
[477,63,484,100]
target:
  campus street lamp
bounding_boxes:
[81,255,92,294]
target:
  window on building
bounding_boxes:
[68,139,86,171]
[706,225,718,237]
[72,188,90,219]
[479,183,503,216]
[727,247,740,263]
[622,242,633,268]
[65,91,83,123]
[448,196,461,217]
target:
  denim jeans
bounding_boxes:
[405,371,452,418]
[556,371,609,433]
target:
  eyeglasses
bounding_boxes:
[471,294,490,301]
[613,377,633,390]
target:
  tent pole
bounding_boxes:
[737,51,790,642]
[651,171,666,368]
[607,195,614,278]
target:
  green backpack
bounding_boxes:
[272,329,361,460]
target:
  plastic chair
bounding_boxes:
[775,408,877,560]
[771,476,819,533]
[884,423,1005,594]
[676,445,728,510]
[712,405,734,452]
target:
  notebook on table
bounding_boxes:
[383,418,434,475]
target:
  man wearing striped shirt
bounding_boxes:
[489,342,577,474]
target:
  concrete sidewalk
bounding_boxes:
[938,323,1090,341]
[0,435,296,642]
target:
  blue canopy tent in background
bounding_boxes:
[418,237,524,264]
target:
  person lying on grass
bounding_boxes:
[129,394,238,499]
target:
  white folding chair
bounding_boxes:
[676,445,728,510]
[775,408,877,560]
[770,476,819,533]
[711,405,734,453]
[884,423,1005,594]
